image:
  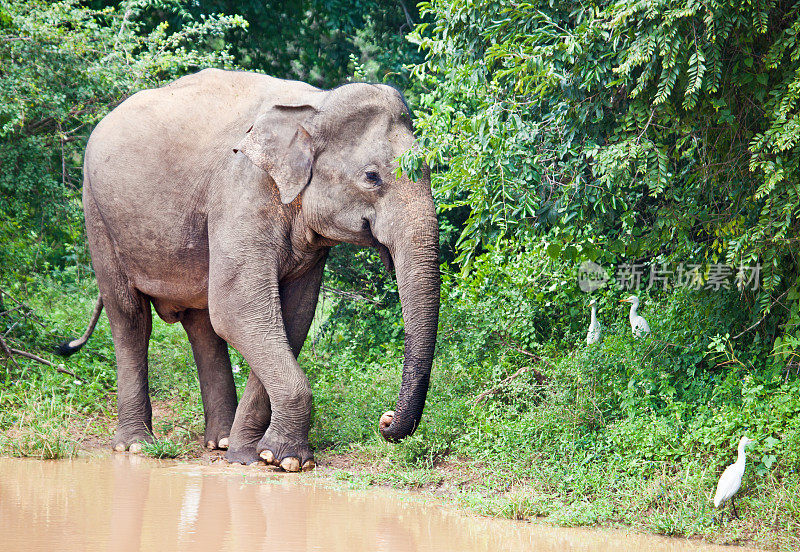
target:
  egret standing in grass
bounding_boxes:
[620,295,650,337]
[713,436,755,519]
[586,299,602,345]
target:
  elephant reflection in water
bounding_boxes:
[107,454,150,552]
[104,460,423,551]
[0,456,430,551]
[106,457,233,551]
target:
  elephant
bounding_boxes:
[59,69,440,471]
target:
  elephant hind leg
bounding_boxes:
[224,371,271,465]
[181,308,238,450]
[103,288,154,452]
[85,185,154,452]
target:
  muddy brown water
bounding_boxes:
[0,455,762,552]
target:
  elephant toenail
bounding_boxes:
[114,443,126,452]
[129,443,143,454]
[260,450,275,464]
[206,440,216,450]
[280,457,301,472]
[301,459,316,471]
[218,437,229,449]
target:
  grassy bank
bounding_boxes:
[1,269,798,551]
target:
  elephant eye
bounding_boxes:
[365,171,382,186]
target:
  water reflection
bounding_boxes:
[0,456,762,552]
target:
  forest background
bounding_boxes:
[2,1,800,548]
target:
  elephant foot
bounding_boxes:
[204,437,230,450]
[112,429,153,453]
[224,447,261,465]
[258,450,316,472]
[256,431,314,472]
[204,418,234,450]
[204,433,231,451]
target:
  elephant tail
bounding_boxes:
[55,296,104,356]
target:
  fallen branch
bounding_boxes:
[10,347,84,381]
[475,364,545,404]
[0,334,21,372]
[474,332,549,403]
[492,331,549,384]
[0,334,84,382]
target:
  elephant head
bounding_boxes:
[236,83,440,441]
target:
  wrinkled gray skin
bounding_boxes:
[82,69,440,469]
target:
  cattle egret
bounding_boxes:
[713,436,755,519]
[586,299,602,345]
[620,295,650,337]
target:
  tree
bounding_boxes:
[0,0,244,278]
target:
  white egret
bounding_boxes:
[586,299,602,345]
[713,436,755,519]
[620,295,650,337]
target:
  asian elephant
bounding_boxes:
[60,69,440,471]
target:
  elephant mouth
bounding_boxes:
[377,242,395,273]
[364,218,394,273]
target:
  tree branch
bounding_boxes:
[732,290,789,340]
[397,0,415,31]
[320,285,382,305]
[0,334,21,372]
[475,364,543,403]
[4,341,84,382]
[0,289,84,381]
[0,287,48,329]
[0,305,24,317]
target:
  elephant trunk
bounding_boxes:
[378,210,440,442]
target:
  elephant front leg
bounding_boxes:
[255,367,315,472]
[223,347,314,471]
[220,256,326,470]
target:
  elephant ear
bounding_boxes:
[235,100,319,205]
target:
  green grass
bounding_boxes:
[315,436,800,548]
[140,437,189,459]
[0,418,80,460]
[0,390,83,459]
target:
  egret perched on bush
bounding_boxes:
[713,436,755,519]
[586,298,602,344]
[620,295,650,337]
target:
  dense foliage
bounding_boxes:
[393,0,800,360]
[408,1,800,345]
